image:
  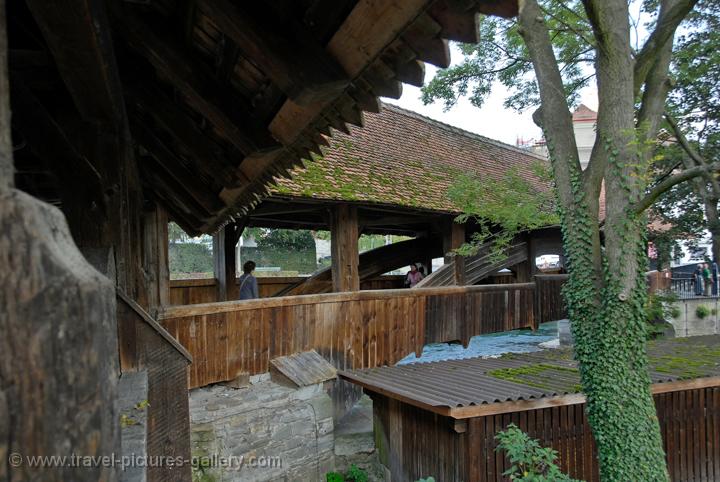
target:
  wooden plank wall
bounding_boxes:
[159,283,536,389]
[168,275,405,305]
[374,386,720,482]
[535,274,568,323]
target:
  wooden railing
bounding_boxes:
[168,275,405,305]
[159,283,537,389]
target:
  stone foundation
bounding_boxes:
[671,298,720,337]
[189,374,381,481]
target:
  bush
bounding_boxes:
[325,465,368,482]
[696,305,711,319]
[495,424,578,481]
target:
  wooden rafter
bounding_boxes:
[131,123,223,214]
[198,0,349,105]
[124,83,238,187]
[24,0,126,124]
[112,5,279,155]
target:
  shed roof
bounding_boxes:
[339,335,720,419]
[271,104,550,213]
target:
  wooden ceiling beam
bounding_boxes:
[25,0,126,125]
[124,83,237,187]
[429,0,480,44]
[401,15,451,68]
[131,123,224,214]
[206,0,434,232]
[141,161,209,225]
[198,0,349,105]
[112,5,279,155]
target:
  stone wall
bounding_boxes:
[190,374,335,482]
[670,297,720,337]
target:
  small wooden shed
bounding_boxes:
[339,335,720,482]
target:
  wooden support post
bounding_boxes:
[0,5,119,479]
[443,217,466,285]
[143,205,170,312]
[213,221,245,301]
[213,229,228,302]
[330,204,360,292]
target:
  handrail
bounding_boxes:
[159,282,536,319]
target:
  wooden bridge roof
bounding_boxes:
[271,103,549,213]
[11,0,519,237]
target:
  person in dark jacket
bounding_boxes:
[238,260,259,300]
[694,264,705,296]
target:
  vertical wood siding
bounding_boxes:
[374,386,720,482]
[159,283,537,389]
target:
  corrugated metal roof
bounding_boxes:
[338,335,720,413]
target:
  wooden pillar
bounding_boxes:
[143,205,170,312]
[330,204,360,292]
[213,229,228,301]
[0,6,120,480]
[213,222,245,301]
[443,217,466,285]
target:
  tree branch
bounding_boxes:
[634,0,698,95]
[635,161,720,214]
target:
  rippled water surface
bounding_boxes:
[397,320,561,365]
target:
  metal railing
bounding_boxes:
[670,277,719,299]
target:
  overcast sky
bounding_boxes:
[384,45,599,146]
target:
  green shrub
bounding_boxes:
[495,424,578,481]
[696,305,711,319]
[326,465,368,482]
[670,306,682,318]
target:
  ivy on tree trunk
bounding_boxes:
[517,0,697,480]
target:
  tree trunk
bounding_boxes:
[518,0,673,479]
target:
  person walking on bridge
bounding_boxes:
[238,261,259,300]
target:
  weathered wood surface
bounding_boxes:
[373,385,720,482]
[417,240,529,288]
[117,292,191,482]
[168,275,406,305]
[0,190,119,482]
[275,236,442,297]
[535,274,568,323]
[331,204,360,292]
[270,350,336,387]
[159,283,536,389]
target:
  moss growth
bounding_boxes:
[650,344,720,379]
[488,363,579,390]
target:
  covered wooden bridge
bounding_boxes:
[173,103,565,302]
[0,1,571,481]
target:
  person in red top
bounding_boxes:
[405,264,424,288]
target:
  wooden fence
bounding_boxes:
[159,283,537,389]
[535,274,568,323]
[373,385,720,482]
[168,275,405,305]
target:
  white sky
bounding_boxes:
[384,45,599,146]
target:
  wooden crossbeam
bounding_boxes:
[124,84,237,187]
[198,0,349,105]
[112,5,279,155]
[25,0,125,124]
[130,123,224,214]
[9,79,104,203]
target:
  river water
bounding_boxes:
[397,320,564,365]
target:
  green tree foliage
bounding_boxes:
[245,227,315,251]
[421,1,594,113]
[167,222,213,277]
[423,1,705,479]
[652,1,720,262]
[448,165,557,259]
[168,242,213,276]
[495,424,578,481]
